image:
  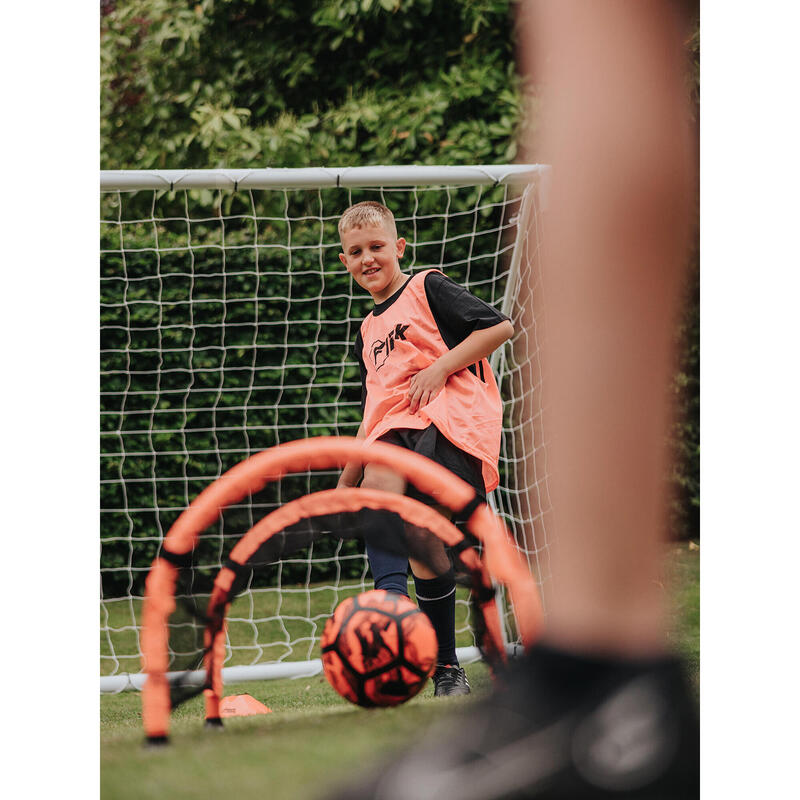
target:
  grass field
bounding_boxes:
[100,540,699,799]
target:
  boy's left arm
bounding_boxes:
[407,319,514,414]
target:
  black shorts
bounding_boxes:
[377,425,486,507]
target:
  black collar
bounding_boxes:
[371,273,414,316]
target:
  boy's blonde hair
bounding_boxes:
[338,201,397,239]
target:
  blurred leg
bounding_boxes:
[522,0,695,656]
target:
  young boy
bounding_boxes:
[336,200,514,697]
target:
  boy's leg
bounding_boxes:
[360,463,410,596]
[364,534,410,597]
[405,425,485,694]
[366,428,479,693]
[359,462,466,693]
[408,533,463,689]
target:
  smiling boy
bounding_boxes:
[336,200,514,696]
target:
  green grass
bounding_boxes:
[665,539,701,697]
[101,541,699,799]
[101,664,493,800]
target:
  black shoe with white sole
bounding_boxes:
[325,644,699,799]
[432,664,471,697]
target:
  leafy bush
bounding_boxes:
[101,0,527,170]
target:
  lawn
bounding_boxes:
[100,540,699,799]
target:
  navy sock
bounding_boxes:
[413,572,458,666]
[363,510,409,597]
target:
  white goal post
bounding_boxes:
[100,164,552,692]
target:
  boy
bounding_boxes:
[336,200,514,697]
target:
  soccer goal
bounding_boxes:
[100,164,552,692]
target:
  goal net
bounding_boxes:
[100,165,552,691]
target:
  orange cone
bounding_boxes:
[220,694,272,717]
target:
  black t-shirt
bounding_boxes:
[354,271,509,411]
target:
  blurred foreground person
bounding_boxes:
[326,1,699,796]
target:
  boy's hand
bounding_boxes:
[408,361,448,414]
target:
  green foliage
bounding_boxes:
[101,0,528,170]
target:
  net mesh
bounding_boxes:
[100,172,552,681]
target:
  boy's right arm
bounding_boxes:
[338,327,367,488]
[337,421,366,488]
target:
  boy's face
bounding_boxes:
[339,223,406,302]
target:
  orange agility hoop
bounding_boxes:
[141,436,543,742]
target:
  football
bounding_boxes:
[321,589,438,708]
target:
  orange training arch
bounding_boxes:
[159,437,475,556]
[141,437,544,740]
[201,487,537,724]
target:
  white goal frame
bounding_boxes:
[99,164,551,692]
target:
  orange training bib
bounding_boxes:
[359,270,503,492]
